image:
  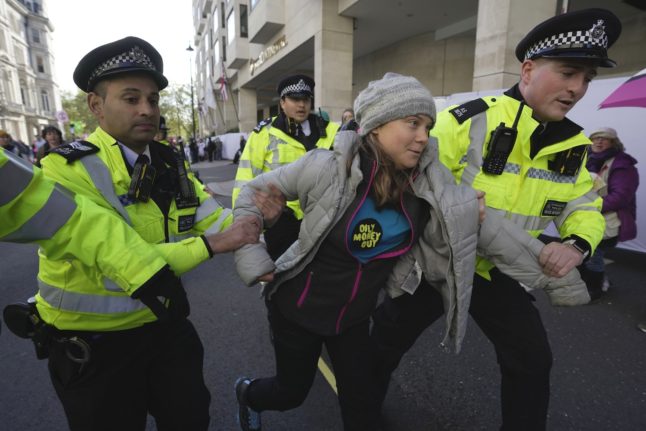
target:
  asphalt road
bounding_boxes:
[1,159,645,430]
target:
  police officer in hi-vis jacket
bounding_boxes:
[372,9,622,431]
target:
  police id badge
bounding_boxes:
[177,215,195,232]
[541,199,567,217]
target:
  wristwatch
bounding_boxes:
[563,238,590,259]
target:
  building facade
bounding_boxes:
[192,0,646,135]
[0,0,60,144]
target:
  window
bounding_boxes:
[0,30,6,51]
[20,86,27,105]
[240,5,248,38]
[221,3,225,32]
[36,56,45,73]
[250,0,260,10]
[31,28,40,44]
[213,6,219,32]
[227,9,235,43]
[40,89,50,111]
[214,39,220,65]
[222,36,226,62]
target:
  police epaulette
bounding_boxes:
[449,98,490,124]
[50,141,100,163]
[253,117,273,133]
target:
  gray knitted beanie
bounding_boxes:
[353,72,436,136]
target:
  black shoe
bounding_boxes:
[235,377,262,431]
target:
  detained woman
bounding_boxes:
[232,73,588,431]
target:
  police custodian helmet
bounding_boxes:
[515,8,622,68]
[73,36,169,92]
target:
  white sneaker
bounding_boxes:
[638,322,646,334]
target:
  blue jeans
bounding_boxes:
[585,238,618,273]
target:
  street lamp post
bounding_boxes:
[186,44,197,141]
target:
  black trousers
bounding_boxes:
[247,301,381,431]
[48,318,210,431]
[372,270,552,431]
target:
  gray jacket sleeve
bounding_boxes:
[232,153,314,286]
[477,208,590,306]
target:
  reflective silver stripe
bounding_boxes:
[554,190,600,228]
[237,159,253,170]
[2,183,77,242]
[169,233,193,242]
[39,279,148,314]
[526,167,577,184]
[103,278,124,292]
[0,153,33,205]
[194,197,222,223]
[203,207,232,235]
[460,111,488,186]
[503,163,521,175]
[79,155,131,224]
[267,135,284,171]
[489,207,552,232]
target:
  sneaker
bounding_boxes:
[638,322,646,333]
[235,377,262,431]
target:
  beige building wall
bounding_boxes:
[602,13,646,78]
[193,0,646,136]
[353,32,475,99]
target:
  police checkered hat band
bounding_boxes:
[524,20,608,60]
[73,36,168,92]
[515,9,621,68]
[88,45,156,87]
[280,79,313,98]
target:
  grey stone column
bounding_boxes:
[313,0,354,124]
[472,0,557,91]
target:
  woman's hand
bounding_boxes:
[476,190,486,223]
[252,183,286,227]
[258,272,275,283]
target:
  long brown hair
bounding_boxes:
[348,134,415,207]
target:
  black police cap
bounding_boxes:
[515,8,621,68]
[277,74,315,98]
[73,36,169,92]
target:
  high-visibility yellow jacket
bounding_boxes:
[1,147,168,294]
[232,115,339,218]
[36,127,232,331]
[432,90,604,278]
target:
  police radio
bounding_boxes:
[482,102,525,175]
[174,140,199,209]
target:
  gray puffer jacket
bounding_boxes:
[234,132,589,351]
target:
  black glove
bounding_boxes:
[131,266,189,321]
